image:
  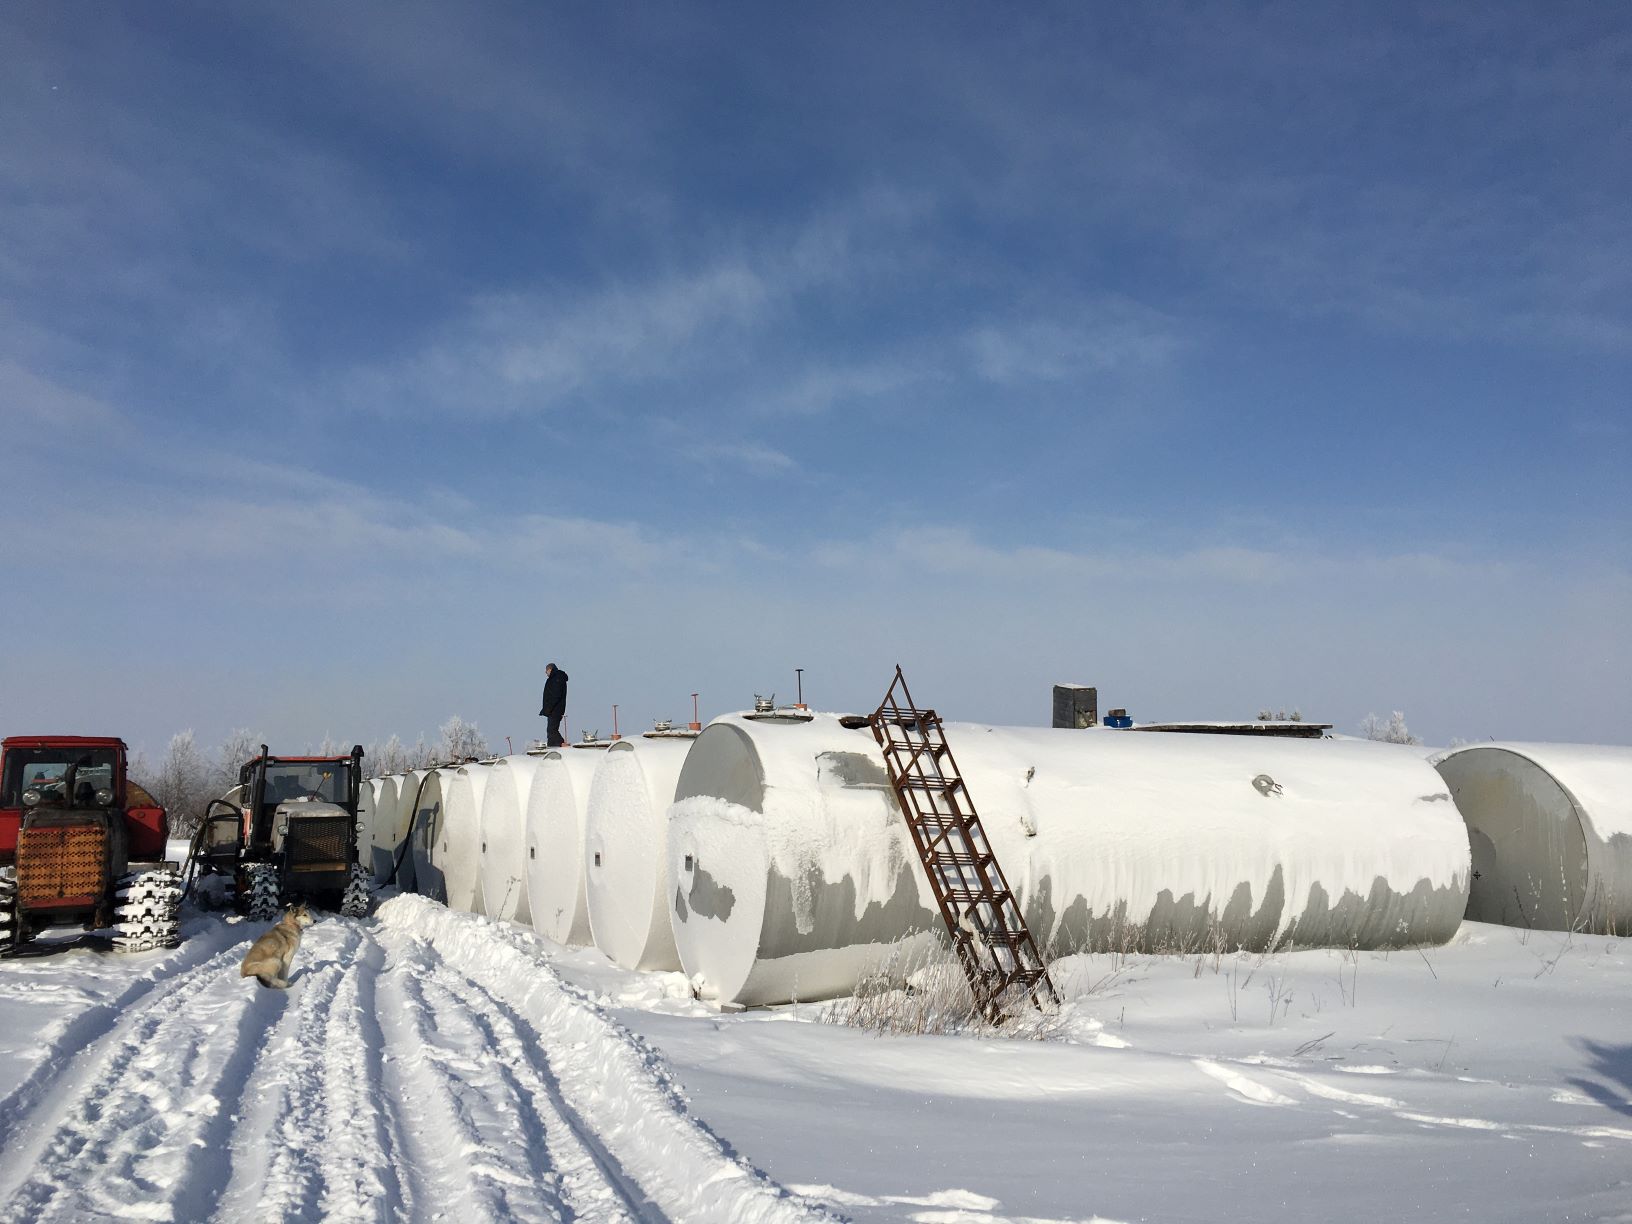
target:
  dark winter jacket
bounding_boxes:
[540,669,569,717]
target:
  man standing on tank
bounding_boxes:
[539,662,569,748]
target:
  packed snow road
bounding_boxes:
[0,898,831,1224]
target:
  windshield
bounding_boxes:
[262,761,352,806]
[2,746,119,808]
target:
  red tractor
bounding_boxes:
[0,735,180,956]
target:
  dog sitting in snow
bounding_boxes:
[239,902,315,989]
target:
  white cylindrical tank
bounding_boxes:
[1432,742,1632,933]
[409,769,448,903]
[437,763,491,914]
[525,747,607,945]
[669,713,1472,1007]
[367,775,400,883]
[357,779,377,876]
[388,771,425,892]
[480,755,542,924]
[585,735,694,971]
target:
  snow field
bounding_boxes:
[590,921,1632,1222]
[0,888,1627,1221]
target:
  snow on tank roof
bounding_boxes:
[1432,741,1632,840]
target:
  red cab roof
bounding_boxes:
[248,754,358,764]
[3,735,128,750]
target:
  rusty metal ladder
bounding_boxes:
[869,666,1058,1023]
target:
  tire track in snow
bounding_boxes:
[376,930,580,1222]
[398,931,648,1222]
[0,928,276,1222]
[374,896,840,1224]
[0,917,247,1140]
[212,921,397,1223]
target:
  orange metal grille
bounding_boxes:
[18,823,107,904]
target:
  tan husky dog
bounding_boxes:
[240,902,315,989]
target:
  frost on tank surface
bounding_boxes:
[669,712,1471,1007]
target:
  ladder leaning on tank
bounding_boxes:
[868,666,1058,1024]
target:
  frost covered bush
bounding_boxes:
[1361,710,1420,745]
[437,714,490,762]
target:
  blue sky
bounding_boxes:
[2,2,1627,757]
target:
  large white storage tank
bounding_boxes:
[367,774,400,883]
[1432,742,1632,933]
[437,763,492,914]
[525,746,607,945]
[388,770,427,892]
[409,769,448,903]
[356,780,376,876]
[479,755,542,924]
[668,713,1471,1007]
[584,734,694,971]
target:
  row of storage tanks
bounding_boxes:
[354,711,1632,1008]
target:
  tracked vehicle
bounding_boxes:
[0,735,180,956]
[194,744,371,921]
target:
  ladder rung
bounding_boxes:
[885,739,948,754]
[952,933,1030,955]
[926,850,993,868]
[940,886,1012,906]
[899,775,958,792]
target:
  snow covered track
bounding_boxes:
[0,904,835,1224]
[373,895,839,1224]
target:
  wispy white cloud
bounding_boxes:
[0,359,125,431]
[966,300,1184,386]
[680,440,797,477]
[334,189,934,421]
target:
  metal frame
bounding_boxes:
[869,666,1058,1023]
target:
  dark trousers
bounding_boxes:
[546,713,564,748]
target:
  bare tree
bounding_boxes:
[368,734,411,777]
[139,730,212,836]
[212,728,262,796]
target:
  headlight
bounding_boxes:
[96,788,116,807]
[21,788,41,807]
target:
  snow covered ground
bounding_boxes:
[0,893,1627,1223]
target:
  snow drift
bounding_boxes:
[669,713,1471,1006]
